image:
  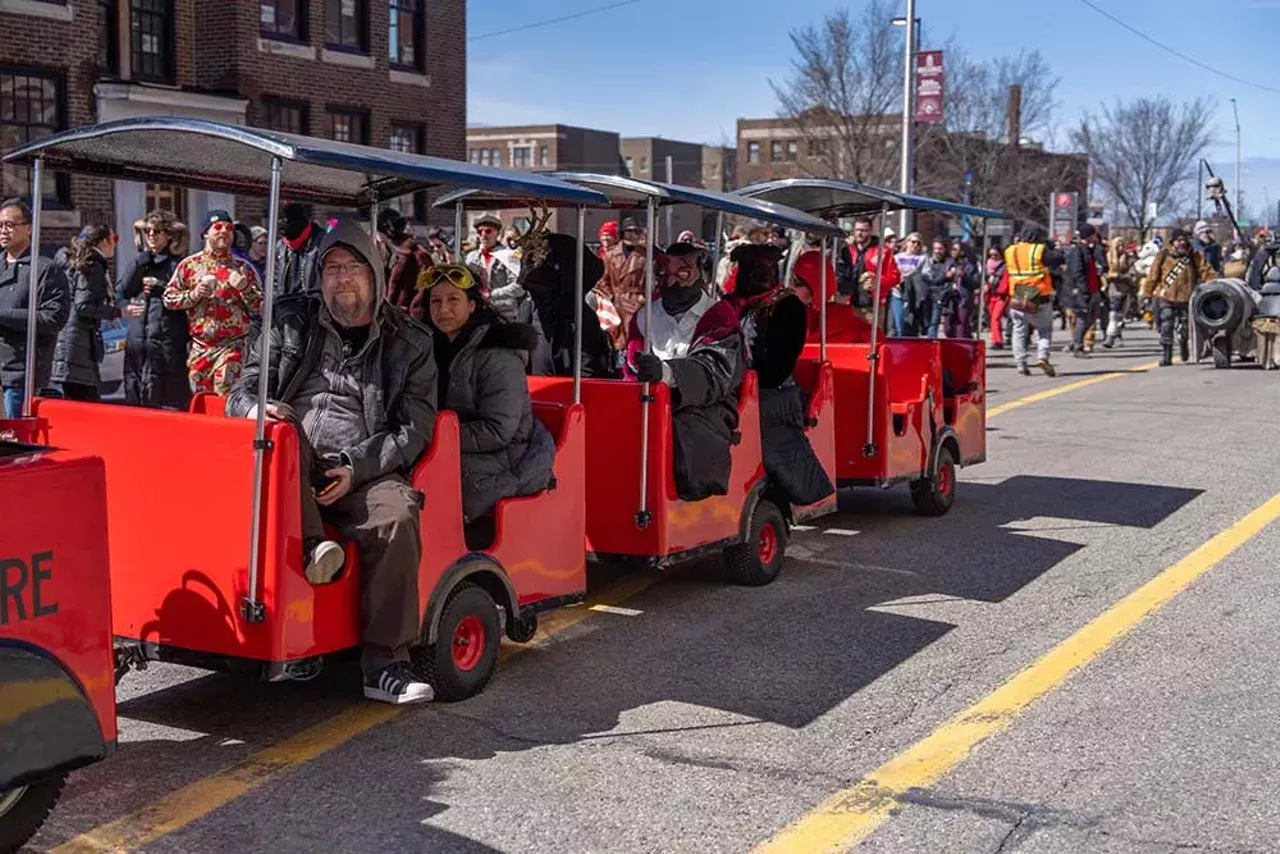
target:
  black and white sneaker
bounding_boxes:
[305,538,345,585]
[364,662,433,705]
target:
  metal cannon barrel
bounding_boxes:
[1191,278,1259,334]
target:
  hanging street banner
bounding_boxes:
[915,51,945,123]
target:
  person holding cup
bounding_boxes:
[116,210,191,409]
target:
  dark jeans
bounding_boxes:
[1157,300,1189,350]
[1072,291,1101,349]
[298,433,423,676]
[60,382,101,402]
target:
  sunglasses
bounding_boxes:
[476,226,497,236]
[418,264,476,291]
[207,221,234,234]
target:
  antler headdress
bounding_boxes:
[515,202,554,266]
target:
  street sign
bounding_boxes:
[916,51,944,124]
[1049,190,1078,243]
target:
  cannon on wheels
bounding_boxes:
[1191,278,1260,369]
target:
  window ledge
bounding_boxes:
[0,0,73,20]
[389,69,430,88]
[257,37,316,61]
[321,48,374,69]
[41,210,81,229]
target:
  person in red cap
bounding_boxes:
[163,209,263,395]
[597,220,619,259]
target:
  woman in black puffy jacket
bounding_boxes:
[52,224,119,401]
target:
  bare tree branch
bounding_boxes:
[1071,96,1216,239]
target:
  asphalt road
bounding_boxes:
[25,326,1280,853]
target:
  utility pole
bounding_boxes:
[665,154,674,243]
[1232,98,1242,234]
[1198,160,1204,218]
[898,0,916,236]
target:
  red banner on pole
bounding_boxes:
[915,50,944,123]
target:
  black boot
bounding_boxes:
[1160,344,1173,367]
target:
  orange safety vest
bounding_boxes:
[1004,242,1053,299]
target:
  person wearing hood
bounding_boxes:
[163,209,264,395]
[273,201,326,298]
[0,197,69,418]
[52,224,119,401]
[1102,236,1138,348]
[726,242,834,509]
[1063,224,1106,357]
[625,242,744,501]
[1194,220,1223,276]
[116,210,191,409]
[1141,228,1216,366]
[421,263,556,544]
[226,219,438,705]
[516,230,615,377]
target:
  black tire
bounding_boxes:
[505,611,538,644]
[413,583,501,702]
[1212,335,1231,369]
[724,499,787,587]
[0,773,67,854]
[911,445,957,517]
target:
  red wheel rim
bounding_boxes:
[452,614,485,672]
[758,521,779,564]
[937,460,954,498]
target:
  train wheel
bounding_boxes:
[416,583,501,702]
[725,499,787,587]
[911,445,957,517]
[0,773,67,853]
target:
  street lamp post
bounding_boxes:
[894,2,917,236]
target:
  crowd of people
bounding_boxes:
[0,190,1265,702]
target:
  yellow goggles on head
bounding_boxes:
[417,263,477,292]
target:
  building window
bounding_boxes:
[388,122,425,221]
[487,148,501,167]
[260,98,308,135]
[747,142,760,164]
[145,184,186,225]
[469,148,479,164]
[511,146,531,168]
[98,0,119,76]
[131,0,175,85]
[769,141,783,163]
[260,0,306,42]
[325,0,367,52]
[786,141,798,162]
[0,70,67,207]
[624,155,633,174]
[389,0,422,70]
[327,108,368,144]
[640,156,648,173]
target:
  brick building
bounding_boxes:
[620,136,706,243]
[463,123,623,236]
[0,0,465,249]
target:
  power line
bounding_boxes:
[1077,0,1280,95]
[470,0,644,42]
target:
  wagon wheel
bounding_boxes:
[724,499,787,587]
[0,773,67,854]
[911,445,957,517]
[413,583,501,702]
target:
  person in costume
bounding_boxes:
[465,214,524,322]
[624,243,743,501]
[163,209,263,395]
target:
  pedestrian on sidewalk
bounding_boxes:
[985,246,1008,349]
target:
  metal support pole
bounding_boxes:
[453,202,464,262]
[711,211,725,293]
[636,197,657,528]
[1198,160,1204,218]
[820,238,829,361]
[21,158,43,416]
[368,202,378,239]
[243,156,284,624]
[1232,99,1242,235]
[899,0,917,236]
[977,221,990,342]
[573,205,586,404]
[863,205,889,458]
[665,155,674,244]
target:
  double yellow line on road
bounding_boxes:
[56,354,1161,852]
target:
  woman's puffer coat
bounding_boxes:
[441,318,556,522]
[115,248,190,409]
[52,251,117,387]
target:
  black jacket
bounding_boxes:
[0,247,70,390]
[1063,243,1108,311]
[116,248,190,408]
[273,223,326,299]
[53,251,117,386]
[518,233,615,379]
[434,317,555,521]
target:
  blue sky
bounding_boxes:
[468,0,1280,224]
